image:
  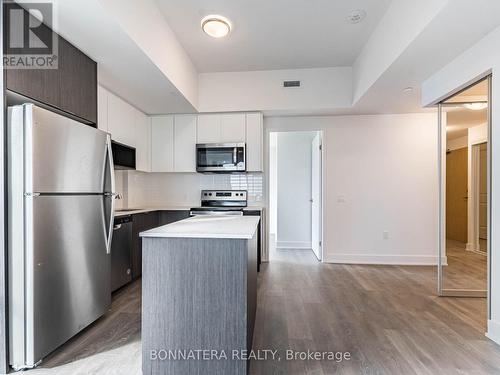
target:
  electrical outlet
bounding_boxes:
[383,231,389,240]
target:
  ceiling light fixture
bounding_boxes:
[201,15,231,38]
[463,102,488,111]
[402,87,414,94]
[348,9,366,24]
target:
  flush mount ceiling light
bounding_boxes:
[463,102,488,111]
[402,87,414,94]
[348,9,366,24]
[201,15,232,38]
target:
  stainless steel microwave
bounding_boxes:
[196,143,246,173]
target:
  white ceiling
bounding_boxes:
[155,0,392,72]
[446,108,488,140]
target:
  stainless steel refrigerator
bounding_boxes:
[7,104,116,370]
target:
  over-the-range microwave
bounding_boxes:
[196,143,246,173]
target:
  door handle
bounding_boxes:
[113,224,122,230]
[104,135,116,254]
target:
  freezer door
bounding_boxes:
[24,195,111,366]
[24,104,108,193]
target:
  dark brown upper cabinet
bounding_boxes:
[4,5,97,125]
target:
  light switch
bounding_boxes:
[383,231,389,240]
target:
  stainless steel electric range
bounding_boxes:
[190,190,247,216]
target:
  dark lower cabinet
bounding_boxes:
[131,212,159,279]
[243,210,262,272]
[131,210,190,279]
[159,210,190,226]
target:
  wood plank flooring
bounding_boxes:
[24,246,500,374]
[444,239,487,290]
[251,247,497,374]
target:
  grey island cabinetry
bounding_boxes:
[140,216,260,375]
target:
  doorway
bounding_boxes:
[269,131,323,261]
[439,77,490,298]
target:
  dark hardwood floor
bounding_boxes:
[26,244,500,374]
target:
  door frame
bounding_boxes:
[468,142,488,255]
[311,132,323,261]
[265,129,324,262]
[437,75,491,299]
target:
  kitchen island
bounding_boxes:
[140,215,260,375]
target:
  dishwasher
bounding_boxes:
[111,215,133,292]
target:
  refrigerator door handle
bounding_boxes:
[104,135,116,254]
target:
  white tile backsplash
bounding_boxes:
[114,171,264,208]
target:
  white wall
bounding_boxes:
[468,123,488,145]
[198,67,352,114]
[447,136,467,151]
[421,24,500,342]
[276,132,316,249]
[266,113,439,265]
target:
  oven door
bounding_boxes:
[196,143,246,172]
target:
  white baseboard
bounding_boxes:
[276,241,311,250]
[325,253,448,266]
[466,243,487,256]
[486,320,500,345]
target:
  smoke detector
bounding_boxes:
[348,10,366,24]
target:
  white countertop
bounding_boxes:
[140,216,260,239]
[114,205,264,217]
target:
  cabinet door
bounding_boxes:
[58,37,97,124]
[151,116,174,172]
[174,115,197,172]
[220,113,246,143]
[5,5,97,125]
[132,212,159,279]
[197,114,220,143]
[135,110,151,172]
[97,86,108,133]
[246,113,263,172]
[159,211,190,226]
[108,93,136,147]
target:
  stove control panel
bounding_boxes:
[201,190,247,203]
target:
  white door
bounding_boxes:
[311,133,322,261]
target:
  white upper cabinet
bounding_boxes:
[108,93,136,147]
[149,112,262,173]
[135,110,151,172]
[197,114,220,144]
[246,113,263,172]
[151,116,174,172]
[97,86,108,133]
[197,113,246,144]
[220,114,246,143]
[174,115,197,172]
